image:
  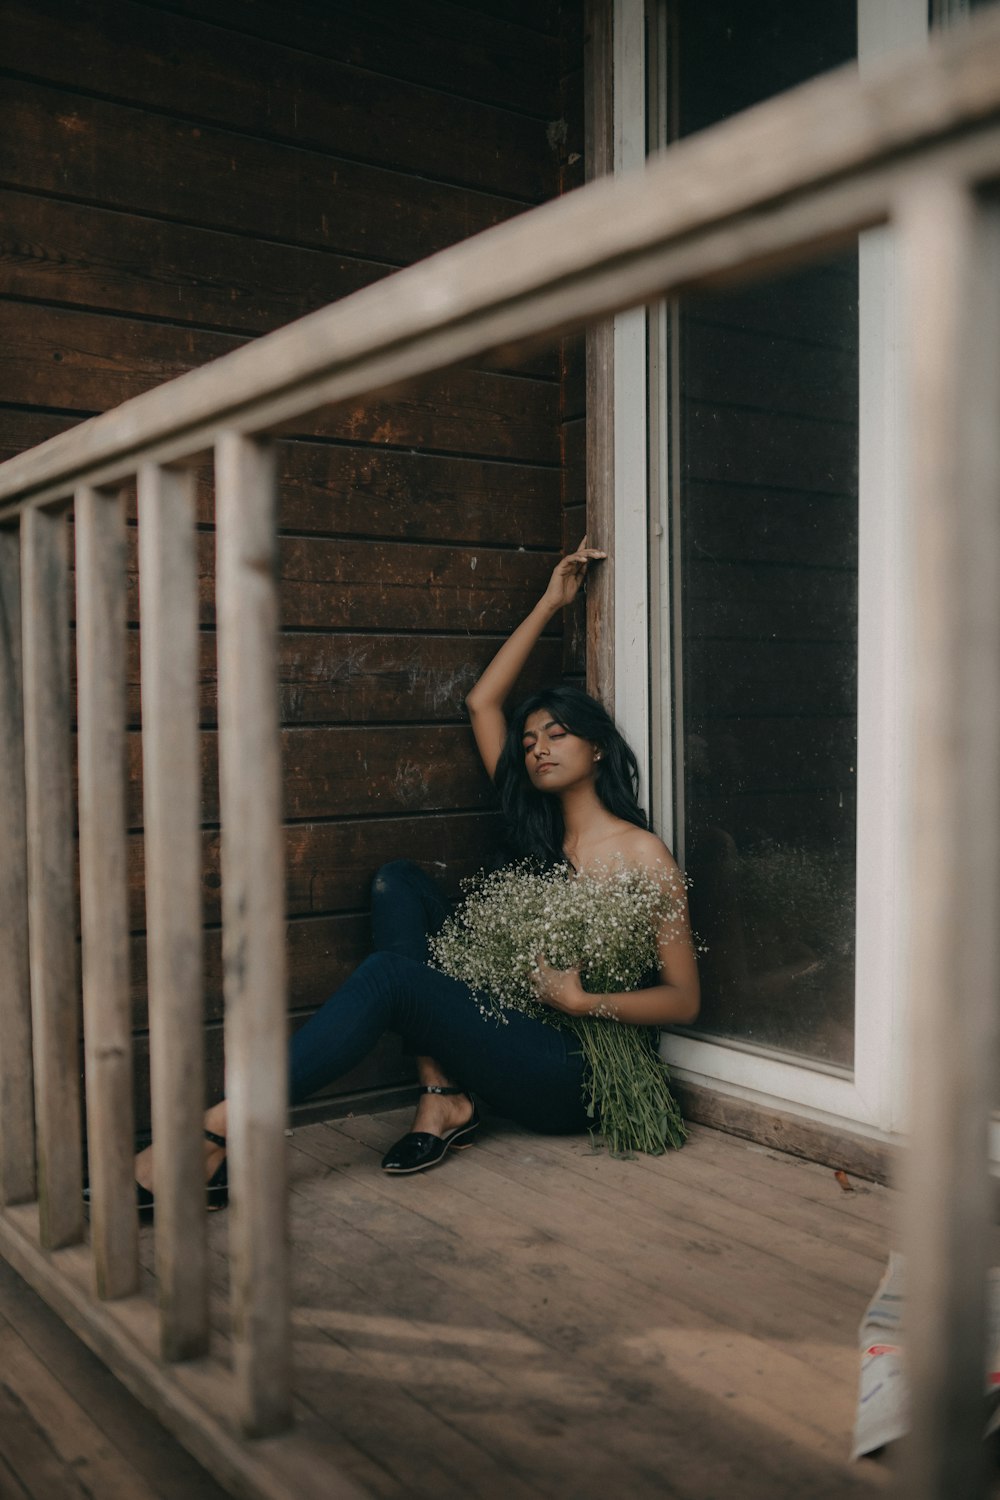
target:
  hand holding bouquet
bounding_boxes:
[429,862,690,1154]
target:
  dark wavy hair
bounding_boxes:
[493,683,648,866]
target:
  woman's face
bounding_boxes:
[521,708,599,793]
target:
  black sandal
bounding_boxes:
[380,1086,480,1175]
[137,1129,228,1216]
[85,1129,229,1217]
[202,1129,229,1212]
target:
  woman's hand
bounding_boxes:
[531,956,590,1015]
[465,537,606,782]
[540,536,607,613]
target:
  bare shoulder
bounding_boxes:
[616,826,680,875]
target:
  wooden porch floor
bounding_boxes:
[199,1110,899,1499]
[7,1109,969,1499]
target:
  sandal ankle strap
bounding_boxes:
[204,1129,227,1149]
[419,1085,466,1097]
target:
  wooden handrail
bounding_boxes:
[0,8,1000,515]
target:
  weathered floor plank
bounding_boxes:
[278,1112,895,1499]
[14,1111,992,1498]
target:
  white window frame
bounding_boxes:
[610,0,652,812]
[616,0,932,1143]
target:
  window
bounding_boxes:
[659,0,859,1069]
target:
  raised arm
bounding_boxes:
[466,538,606,778]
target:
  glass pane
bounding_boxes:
[674,0,858,1069]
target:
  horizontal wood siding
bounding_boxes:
[1,0,575,1128]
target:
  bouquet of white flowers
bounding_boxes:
[429,861,690,1154]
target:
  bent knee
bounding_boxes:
[371,858,422,898]
[357,949,419,984]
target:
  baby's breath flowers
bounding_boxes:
[429,861,690,1154]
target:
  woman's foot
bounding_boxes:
[381,1085,480,1175]
[131,1102,230,1212]
[133,1134,225,1194]
[410,1086,475,1140]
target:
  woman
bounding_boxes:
[133,540,699,1206]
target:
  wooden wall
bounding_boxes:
[0,0,582,1126]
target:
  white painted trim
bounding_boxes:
[613,309,649,797]
[645,0,678,852]
[613,0,646,173]
[647,295,675,849]
[612,0,650,806]
[664,1033,878,1127]
[854,220,913,1134]
[859,0,931,65]
[665,1049,904,1149]
[852,0,930,1133]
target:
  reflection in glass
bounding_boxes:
[673,0,858,1068]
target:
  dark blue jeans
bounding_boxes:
[287,860,589,1134]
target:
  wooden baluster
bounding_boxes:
[75,484,137,1299]
[20,504,83,1249]
[0,525,36,1208]
[214,431,291,1437]
[137,463,208,1360]
[897,178,1000,1500]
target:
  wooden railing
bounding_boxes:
[1,11,999,1498]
